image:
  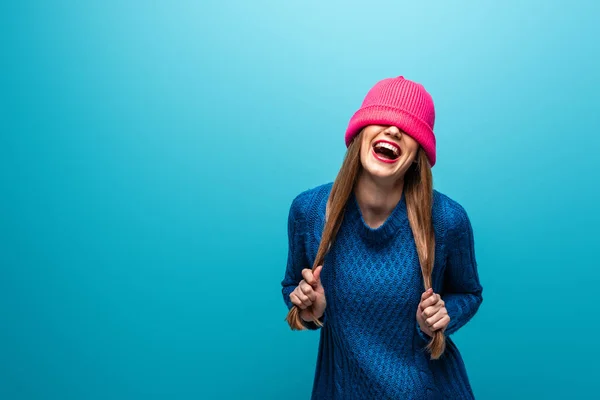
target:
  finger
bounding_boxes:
[302,268,316,286]
[313,265,323,284]
[296,291,313,307]
[420,288,434,301]
[420,293,440,310]
[290,293,307,309]
[431,315,451,331]
[426,309,446,328]
[421,302,443,319]
[299,281,317,301]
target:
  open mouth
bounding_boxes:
[372,140,401,163]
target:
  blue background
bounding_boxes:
[1,1,598,399]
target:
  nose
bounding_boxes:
[383,125,402,139]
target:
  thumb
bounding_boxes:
[421,288,433,301]
[419,288,433,311]
[312,265,323,286]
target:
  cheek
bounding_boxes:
[361,142,372,160]
[407,141,420,156]
[360,149,370,168]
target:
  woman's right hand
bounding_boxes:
[289,265,327,322]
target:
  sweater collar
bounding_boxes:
[346,189,408,243]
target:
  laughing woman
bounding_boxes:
[280,76,484,399]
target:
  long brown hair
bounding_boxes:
[285,129,445,359]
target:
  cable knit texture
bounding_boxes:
[281,182,483,399]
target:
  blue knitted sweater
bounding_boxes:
[281,182,483,399]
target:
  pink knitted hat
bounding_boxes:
[345,76,437,167]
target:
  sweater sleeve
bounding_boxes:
[280,194,325,330]
[441,203,483,336]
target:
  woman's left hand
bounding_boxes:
[416,288,450,337]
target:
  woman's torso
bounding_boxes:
[302,182,450,398]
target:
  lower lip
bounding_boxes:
[372,148,399,164]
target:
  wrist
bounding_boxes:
[302,311,324,322]
[416,321,433,341]
[300,311,326,330]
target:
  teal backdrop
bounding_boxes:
[1,1,598,399]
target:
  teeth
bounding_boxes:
[375,142,399,156]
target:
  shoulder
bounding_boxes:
[288,182,333,222]
[432,189,473,242]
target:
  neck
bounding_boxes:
[354,170,405,229]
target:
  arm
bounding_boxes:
[280,195,325,330]
[440,203,483,336]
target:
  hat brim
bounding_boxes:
[345,105,436,167]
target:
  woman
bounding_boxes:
[280,76,484,399]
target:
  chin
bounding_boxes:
[363,163,401,181]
